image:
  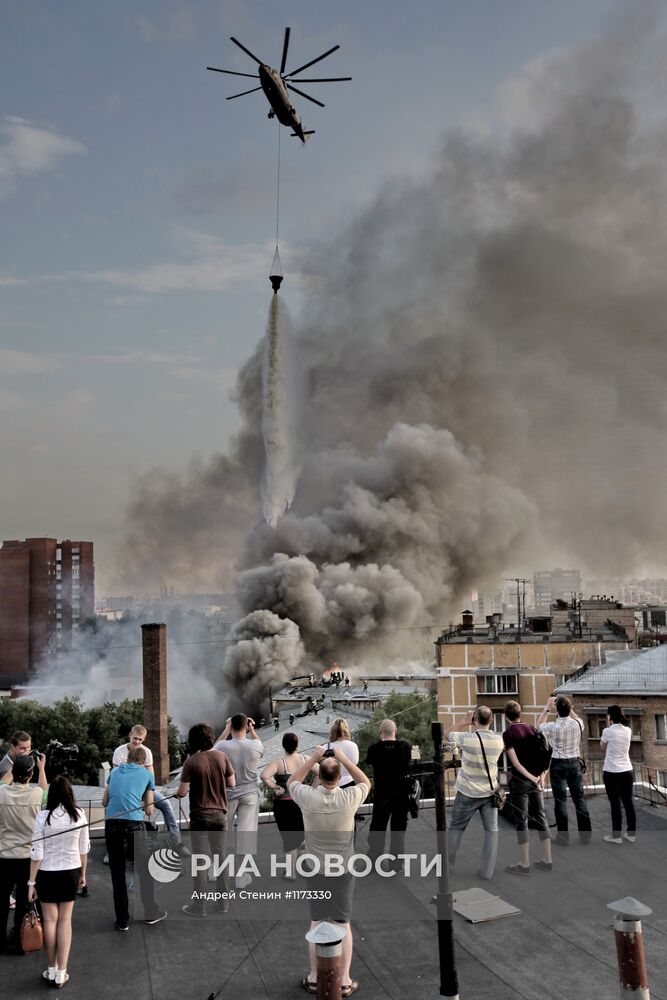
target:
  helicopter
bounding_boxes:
[207,27,351,144]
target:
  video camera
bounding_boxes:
[45,739,79,777]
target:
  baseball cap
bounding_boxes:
[12,755,35,780]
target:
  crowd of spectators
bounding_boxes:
[0,697,638,993]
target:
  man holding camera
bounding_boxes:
[0,731,48,789]
[445,707,505,880]
[214,714,264,887]
[288,743,370,997]
[538,695,591,845]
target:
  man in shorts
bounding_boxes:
[288,744,370,997]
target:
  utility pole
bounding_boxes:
[505,578,529,636]
[431,721,459,1000]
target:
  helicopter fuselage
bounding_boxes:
[258,64,307,142]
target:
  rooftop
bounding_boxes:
[556,643,667,695]
[6,794,666,1000]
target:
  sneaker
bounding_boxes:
[623,833,636,843]
[103,853,109,865]
[172,841,191,859]
[236,873,253,889]
[533,860,553,871]
[504,864,530,876]
[604,835,623,845]
[182,904,207,918]
[54,970,69,989]
[144,910,167,926]
[553,835,570,846]
[115,922,129,932]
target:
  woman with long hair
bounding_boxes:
[324,718,359,788]
[260,732,309,876]
[601,705,636,845]
[29,775,89,988]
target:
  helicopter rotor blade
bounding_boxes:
[226,86,263,100]
[280,27,291,75]
[285,83,325,108]
[207,67,260,79]
[229,36,263,66]
[285,77,351,83]
[285,44,340,79]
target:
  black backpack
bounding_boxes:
[528,730,553,773]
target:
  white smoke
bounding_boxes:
[23,614,219,732]
[261,294,299,527]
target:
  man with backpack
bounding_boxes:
[502,701,553,875]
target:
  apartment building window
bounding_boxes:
[589,714,642,740]
[656,714,667,741]
[492,712,507,733]
[72,565,79,579]
[477,673,518,695]
[658,770,667,791]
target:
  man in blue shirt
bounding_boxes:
[102,745,166,931]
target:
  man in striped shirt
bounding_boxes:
[538,695,591,844]
[446,707,505,880]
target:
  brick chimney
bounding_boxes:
[141,623,169,784]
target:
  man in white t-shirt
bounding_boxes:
[446,707,505,880]
[288,744,370,996]
[213,714,264,884]
[111,725,185,854]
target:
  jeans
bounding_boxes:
[105,819,159,925]
[0,856,30,947]
[549,758,591,836]
[508,776,550,844]
[448,792,498,879]
[226,790,259,858]
[154,789,180,840]
[368,791,409,861]
[189,812,228,913]
[603,770,636,835]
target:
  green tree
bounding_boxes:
[0,698,183,785]
[353,692,437,800]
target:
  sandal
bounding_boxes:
[342,982,359,997]
[301,977,317,994]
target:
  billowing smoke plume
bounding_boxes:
[261,295,298,527]
[225,610,305,709]
[117,10,667,705]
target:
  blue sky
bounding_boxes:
[1,0,617,589]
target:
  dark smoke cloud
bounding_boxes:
[119,9,667,701]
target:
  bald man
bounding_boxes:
[366,719,412,863]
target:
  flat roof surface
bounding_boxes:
[4,793,666,999]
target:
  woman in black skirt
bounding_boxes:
[28,775,90,989]
[261,733,310,876]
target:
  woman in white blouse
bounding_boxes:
[601,705,636,845]
[323,718,359,788]
[28,775,90,989]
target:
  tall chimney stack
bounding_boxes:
[142,622,169,784]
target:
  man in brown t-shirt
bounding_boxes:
[176,723,235,916]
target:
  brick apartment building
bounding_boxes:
[436,598,634,732]
[556,644,667,788]
[0,538,94,687]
